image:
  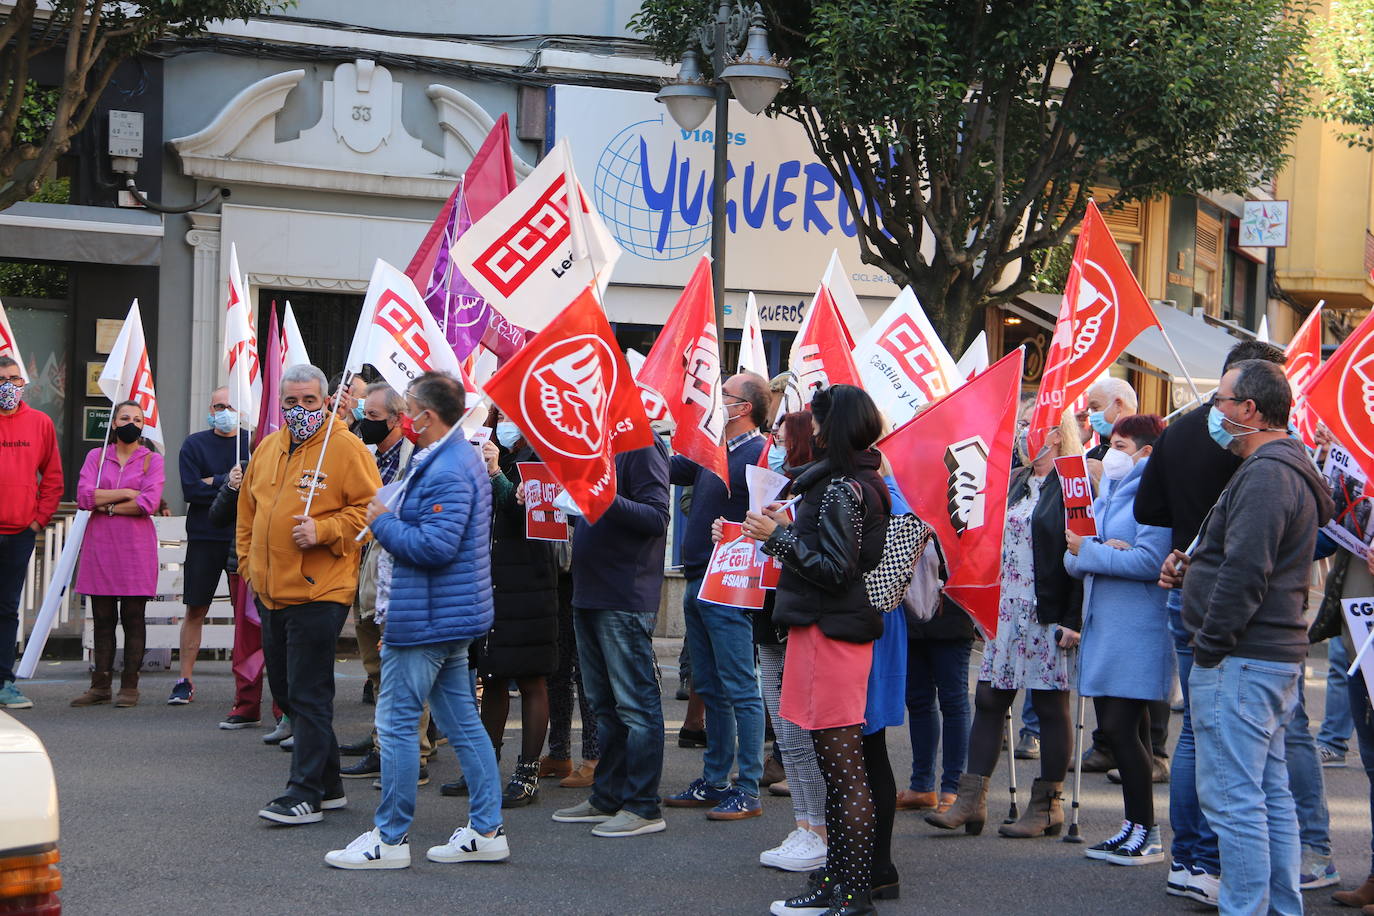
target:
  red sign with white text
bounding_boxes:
[698,521,767,610]
[518,462,570,542]
[1054,455,1098,538]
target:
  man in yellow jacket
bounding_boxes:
[238,363,381,825]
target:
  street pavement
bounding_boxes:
[12,644,1372,915]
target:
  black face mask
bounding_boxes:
[357,417,392,446]
[113,422,142,444]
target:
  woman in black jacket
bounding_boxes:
[927,404,1083,839]
[746,385,889,916]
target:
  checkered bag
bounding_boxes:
[863,513,931,613]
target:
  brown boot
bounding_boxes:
[895,789,937,811]
[1335,874,1374,908]
[115,667,140,707]
[538,756,573,779]
[998,777,1064,838]
[71,670,113,707]
[560,760,598,788]
[925,772,988,834]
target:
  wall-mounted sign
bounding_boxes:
[94,319,122,355]
[83,405,111,441]
[85,361,105,397]
[1239,200,1289,248]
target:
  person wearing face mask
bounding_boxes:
[0,355,62,709]
[71,400,164,708]
[169,387,252,708]
[329,372,369,432]
[1063,414,1170,864]
[1158,358,1335,913]
[1083,377,1138,461]
[239,363,381,825]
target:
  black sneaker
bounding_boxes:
[769,872,835,915]
[440,775,468,797]
[371,766,429,790]
[678,727,707,749]
[1104,823,1166,866]
[362,680,375,705]
[341,750,382,778]
[167,679,194,705]
[340,736,376,756]
[258,795,322,825]
[322,785,348,810]
[1086,819,1134,860]
[218,714,261,730]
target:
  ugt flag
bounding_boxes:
[99,299,163,445]
[853,285,964,428]
[1303,308,1374,480]
[483,285,654,523]
[345,259,464,397]
[879,348,1024,638]
[1284,304,1324,450]
[1028,200,1160,451]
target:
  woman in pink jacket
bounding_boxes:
[71,400,164,708]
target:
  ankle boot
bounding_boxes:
[998,777,1064,838]
[115,667,140,708]
[1335,873,1374,908]
[501,755,539,808]
[71,670,113,707]
[537,756,572,779]
[824,884,876,916]
[925,772,988,835]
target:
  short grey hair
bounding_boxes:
[1089,376,1138,411]
[281,364,328,398]
[365,381,405,418]
[0,355,18,371]
[1230,359,1292,428]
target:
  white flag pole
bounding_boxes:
[1155,323,1205,408]
[302,373,351,515]
[1349,624,1374,678]
[16,510,92,678]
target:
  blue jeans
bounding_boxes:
[1019,692,1039,739]
[375,639,501,845]
[905,638,973,795]
[0,529,37,684]
[575,607,665,820]
[1192,655,1303,916]
[1318,637,1353,755]
[682,576,765,796]
[1347,667,1374,873]
[1286,680,1332,855]
[1168,595,1221,873]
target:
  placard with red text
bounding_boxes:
[518,462,569,542]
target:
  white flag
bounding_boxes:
[346,259,464,397]
[852,286,963,429]
[821,250,872,342]
[452,138,620,333]
[222,244,261,429]
[281,300,311,370]
[738,292,769,377]
[956,330,989,381]
[0,298,29,383]
[98,300,163,445]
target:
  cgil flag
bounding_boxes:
[879,348,1024,638]
[223,243,261,431]
[281,300,311,370]
[738,292,769,378]
[346,259,465,398]
[853,286,964,429]
[98,299,163,444]
[1028,200,1161,452]
[1284,303,1324,450]
[777,284,862,418]
[452,138,621,333]
[1303,308,1374,480]
[638,256,729,486]
[483,285,654,523]
[0,298,29,383]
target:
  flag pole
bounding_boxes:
[303,373,350,515]
[1155,323,1205,407]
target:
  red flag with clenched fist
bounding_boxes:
[1303,309,1374,480]
[1284,304,1324,450]
[879,348,1025,638]
[483,286,654,523]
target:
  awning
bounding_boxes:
[1011,292,1242,387]
[0,202,163,266]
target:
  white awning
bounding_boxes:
[0,202,163,266]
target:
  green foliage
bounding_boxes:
[8,82,56,145]
[1314,0,1374,148]
[0,176,71,298]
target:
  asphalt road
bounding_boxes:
[12,645,1372,916]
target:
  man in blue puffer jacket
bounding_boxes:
[324,372,507,870]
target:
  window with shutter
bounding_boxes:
[1194,210,1224,317]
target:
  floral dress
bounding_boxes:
[978,474,1073,691]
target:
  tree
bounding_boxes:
[1313,0,1374,149]
[631,0,1313,348]
[0,0,285,212]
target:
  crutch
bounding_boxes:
[1004,710,1019,823]
[1064,691,1086,843]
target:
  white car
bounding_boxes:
[0,710,61,915]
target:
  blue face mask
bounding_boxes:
[352,405,365,422]
[1088,410,1115,437]
[496,421,521,450]
[208,409,239,434]
[767,442,787,473]
[1207,406,1235,449]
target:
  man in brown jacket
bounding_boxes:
[239,363,380,825]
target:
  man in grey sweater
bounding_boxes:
[1160,358,1334,914]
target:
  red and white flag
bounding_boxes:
[778,284,862,417]
[1284,304,1324,450]
[853,286,963,428]
[738,292,769,378]
[483,285,654,523]
[879,348,1024,638]
[639,256,729,485]
[452,138,620,333]
[223,243,260,430]
[0,298,28,383]
[821,249,871,344]
[345,259,464,397]
[956,331,990,381]
[256,304,283,446]
[281,300,311,370]
[1028,200,1161,451]
[98,299,163,445]
[1303,309,1374,479]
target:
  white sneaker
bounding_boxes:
[760,828,827,872]
[426,824,510,863]
[1185,868,1221,908]
[1166,860,1192,896]
[1299,847,1340,889]
[324,828,410,870]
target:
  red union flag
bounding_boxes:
[484,286,654,523]
[1284,304,1324,449]
[1029,200,1161,451]
[1304,309,1374,480]
[854,286,963,428]
[97,299,163,444]
[223,243,261,429]
[346,259,463,396]
[778,285,863,417]
[0,299,29,383]
[638,256,729,485]
[879,348,1024,638]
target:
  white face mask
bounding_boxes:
[1101,446,1135,481]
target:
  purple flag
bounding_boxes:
[423,180,492,360]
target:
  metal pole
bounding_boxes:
[709,2,730,336]
[1064,691,1086,843]
[1004,711,1019,823]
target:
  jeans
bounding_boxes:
[682,576,765,796]
[1318,637,1353,755]
[260,600,348,806]
[1348,668,1374,873]
[1286,680,1332,855]
[1168,595,1221,873]
[1192,655,1303,916]
[1019,692,1039,739]
[575,607,665,820]
[375,639,501,845]
[0,529,37,684]
[905,638,973,796]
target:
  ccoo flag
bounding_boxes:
[853,286,964,429]
[345,259,465,397]
[98,300,163,444]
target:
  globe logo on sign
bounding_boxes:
[593,117,712,261]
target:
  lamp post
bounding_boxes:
[655,2,789,336]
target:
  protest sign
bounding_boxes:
[1324,445,1371,559]
[1055,455,1099,538]
[518,461,570,542]
[1341,597,1374,707]
[699,521,767,610]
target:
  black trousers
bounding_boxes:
[261,599,348,805]
[1091,698,1171,759]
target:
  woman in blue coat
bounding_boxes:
[1064,414,1171,866]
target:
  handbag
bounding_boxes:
[865,513,931,612]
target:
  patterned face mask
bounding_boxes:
[283,404,326,441]
[0,381,22,411]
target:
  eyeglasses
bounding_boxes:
[1214,396,1250,405]
[0,375,23,385]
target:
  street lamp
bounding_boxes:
[656,1,789,335]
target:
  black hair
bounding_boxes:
[810,384,882,474]
[1222,340,1286,373]
[407,371,466,426]
[110,399,158,453]
[1229,359,1292,428]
